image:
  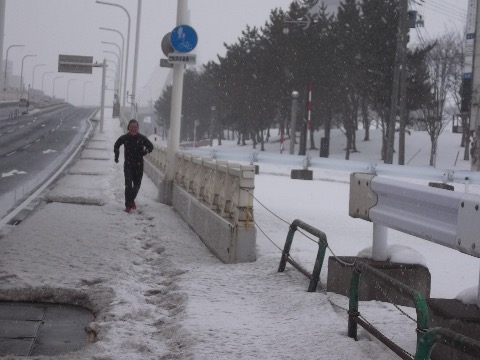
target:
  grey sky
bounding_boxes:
[4,0,468,107]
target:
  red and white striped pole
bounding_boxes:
[307,80,313,131]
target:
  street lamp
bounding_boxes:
[99,27,125,105]
[103,50,120,94]
[31,63,46,102]
[20,54,36,96]
[209,106,216,147]
[283,12,318,155]
[4,44,24,91]
[193,119,200,148]
[41,71,53,102]
[83,81,93,107]
[96,0,131,110]
[66,78,76,103]
[282,15,312,35]
[52,75,63,99]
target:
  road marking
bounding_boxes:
[7,129,14,133]
[6,151,16,156]
[19,125,24,128]
[0,112,96,229]
[24,144,31,149]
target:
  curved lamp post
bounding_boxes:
[82,81,93,107]
[31,63,46,102]
[20,54,36,96]
[52,75,63,99]
[99,27,124,104]
[41,71,53,102]
[66,78,77,103]
[96,1,131,109]
[4,44,24,91]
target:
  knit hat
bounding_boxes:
[127,119,139,130]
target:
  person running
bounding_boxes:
[114,119,154,213]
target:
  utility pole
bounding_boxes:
[386,0,408,164]
[397,0,410,165]
[470,0,480,170]
[0,0,5,91]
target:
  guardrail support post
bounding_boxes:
[372,223,388,261]
[308,240,327,292]
[348,269,360,340]
[278,224,297,272]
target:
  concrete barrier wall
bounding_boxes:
[143,156,256,263]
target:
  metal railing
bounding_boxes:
[348,261,480,360]
[187,148,480,186]
[277,219,328,292]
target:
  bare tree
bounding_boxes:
[420,34,461,166]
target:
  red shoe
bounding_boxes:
[130,201,137,210]
[124,207,132,213]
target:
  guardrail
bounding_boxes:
[348,172,480,359]
[187,148,480,186]
[349,173,480,259]
[277,219,328,292]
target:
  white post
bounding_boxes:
[130,0,142,118]
[289,91,299,155]
[477,265,480,308]
[165,0,188,186]
[100,58,106,133]
[372,223,388,261]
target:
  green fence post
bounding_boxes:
[307,233,327,292]
[348,268,360,340]
[278,224,297,273]
[412,291,429,347]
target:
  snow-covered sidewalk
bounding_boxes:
[1,114,466,359]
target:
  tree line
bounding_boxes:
[154,0,465,165]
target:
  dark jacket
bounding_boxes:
[114,133,154,166]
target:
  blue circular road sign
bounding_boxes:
[170,25,198,53]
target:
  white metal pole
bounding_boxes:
[372,223,388,261]
[289,91,299,155]
[165,0,188,186]
[100,58,106,133]
[131,0,142,118]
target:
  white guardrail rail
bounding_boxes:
[349,172,480,259]
[146,145,255,227]
[186,147,480,186]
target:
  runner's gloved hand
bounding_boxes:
[115,157,119,163]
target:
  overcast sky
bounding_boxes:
[3,0,468,107]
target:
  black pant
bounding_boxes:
[124,163,143,208]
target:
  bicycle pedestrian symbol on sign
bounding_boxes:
[170,25,198,53]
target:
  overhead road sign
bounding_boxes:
[167,53,196,65]
[170,25,198,53]
[58,55,93,74]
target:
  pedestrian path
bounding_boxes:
[0,113,398,359]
